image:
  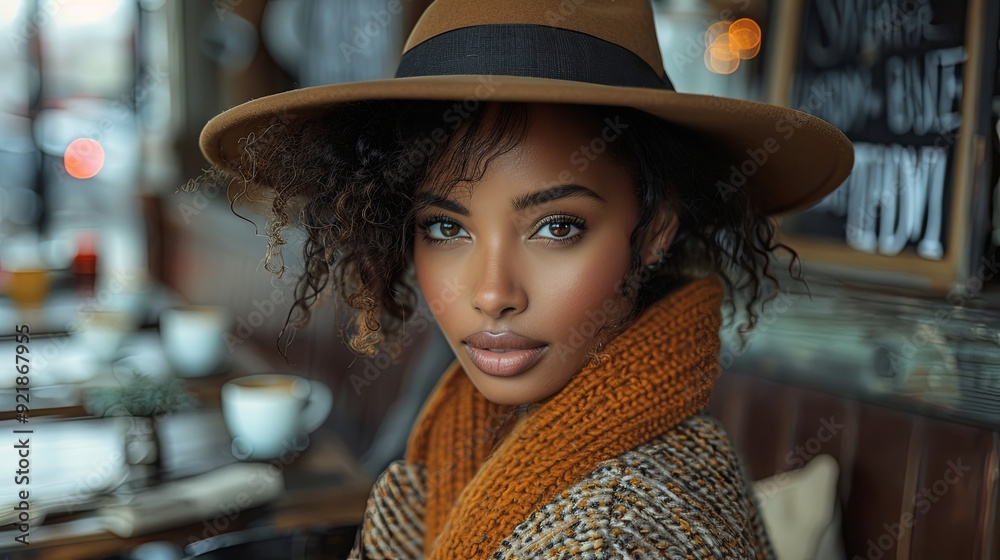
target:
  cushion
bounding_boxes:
[752,454,845,560]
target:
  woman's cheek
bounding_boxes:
[581,242,632,318]
[412,246,436,314]
[532,248,629,336]
[414,249,463,321]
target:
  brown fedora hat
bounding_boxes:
[199,0,854,217]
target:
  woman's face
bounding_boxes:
[413,103,671,406]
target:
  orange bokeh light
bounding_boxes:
[729,18,761,59]
[729,18,761,50]
[709,34,738,62]
[704,20,731,47]
[732,41,761,60]
[64,138,105,179]
[704,17,761,74]
[705,48,740,74]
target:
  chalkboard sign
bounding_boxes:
[768,0,998,291]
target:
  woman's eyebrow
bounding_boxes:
[414,184,606,217]
[510,184,606,212]
[414,193,470,216]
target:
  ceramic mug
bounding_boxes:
[72,309,134,362]
[159,305,232,377]
[221,374,333,460]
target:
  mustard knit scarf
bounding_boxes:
[404,273,726,558]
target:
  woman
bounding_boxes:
[191,0,853,558]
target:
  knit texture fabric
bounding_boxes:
[492,411,772,558]
[349,273,775,558]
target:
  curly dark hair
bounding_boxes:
[184,99,805,369]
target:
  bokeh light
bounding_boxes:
[705,48,740,74]
[729,18,762,59]
[704,18,761,75]
[64,138,105,179]
[709,34,738,62]
[704,20,731,48]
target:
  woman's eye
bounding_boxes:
[426,221,468,240]
[535,222,581,239]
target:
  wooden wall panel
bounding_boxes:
[909,418,997,560]
[712,369,1000,559]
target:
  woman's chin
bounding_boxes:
[467,370,567,407]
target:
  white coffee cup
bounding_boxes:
[221,374,333,460]
[72,309,134,362]
[159,305,232,377]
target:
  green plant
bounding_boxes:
[84,375,196,417]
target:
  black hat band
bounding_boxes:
[395,23,674,91]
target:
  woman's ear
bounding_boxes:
[640,207,680,268]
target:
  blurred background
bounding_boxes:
[0,0,997,558]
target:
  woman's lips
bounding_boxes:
[464,344,548,377]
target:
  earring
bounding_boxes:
[645,248,667,272]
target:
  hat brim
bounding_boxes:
[199,74,853,217]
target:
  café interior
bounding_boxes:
[0,0,998,558]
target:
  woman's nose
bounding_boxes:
[470,246,528,319]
